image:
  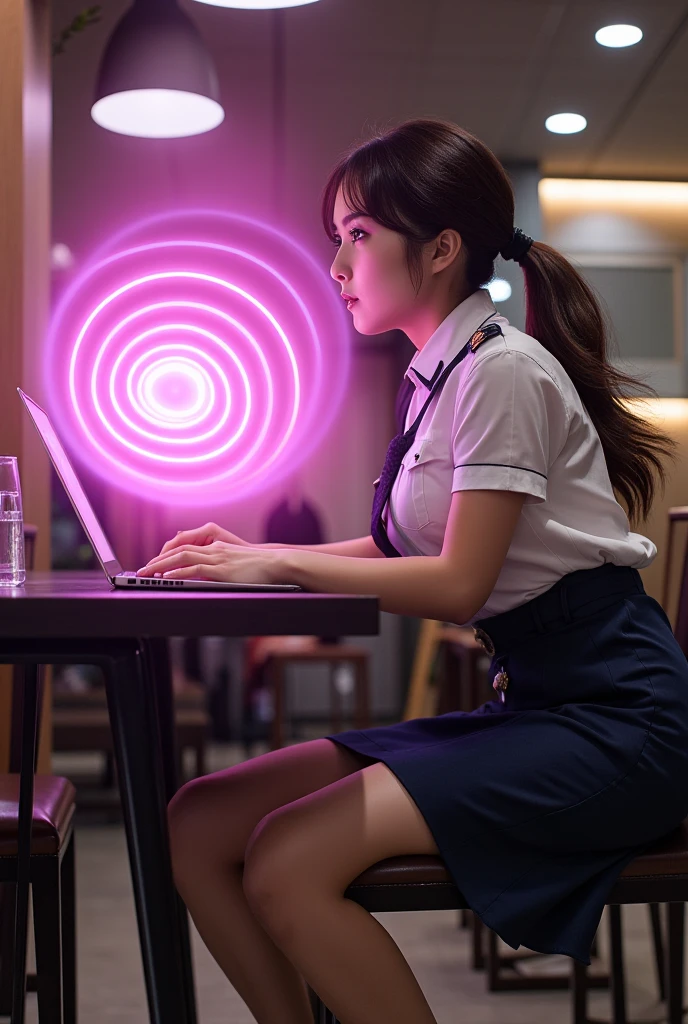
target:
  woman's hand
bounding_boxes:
[157,521,251,557]
[136,540,286,584]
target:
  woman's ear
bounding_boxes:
[430,229,462,275]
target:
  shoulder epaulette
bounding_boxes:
[469,322,503,352]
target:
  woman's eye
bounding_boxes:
[331,227,366,248]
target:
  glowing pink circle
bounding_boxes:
[104,331,244,453]
[45,211,350,504]
[137,359,212,423]
[131,353,219,428]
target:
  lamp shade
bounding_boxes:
[192,0,320,7]
[92,0,225,138]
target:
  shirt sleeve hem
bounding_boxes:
[451,464,547,503]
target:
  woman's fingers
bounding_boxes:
[160,527,214,555]
[159,564,224,581]
[137,544,218,575]
[157,523,249,557]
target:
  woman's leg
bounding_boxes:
[167,737,376,1023]
[242,759,441,1024]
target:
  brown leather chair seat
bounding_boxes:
[344,819,688,907]
[0,775,75,857]
[620,819,688,877]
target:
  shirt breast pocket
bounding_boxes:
[393,436,446,532]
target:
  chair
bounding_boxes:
[0,524,78,1021]
[308,828,688,1024]
[309,507,688,1024]
[0,776,77,1023]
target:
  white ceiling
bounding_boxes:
[50,0,688,262]
[182,0,688,179]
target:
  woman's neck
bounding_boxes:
[406,284,474,351]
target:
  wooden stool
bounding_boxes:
[263,644,371,750]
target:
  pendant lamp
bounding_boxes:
[92,0,225,138]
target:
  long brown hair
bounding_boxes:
[322,118,678,528]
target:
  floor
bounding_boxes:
[16,737,682,1023]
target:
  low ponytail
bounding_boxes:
[520,242,679,528]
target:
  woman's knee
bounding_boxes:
[167,772,241,879]
[242,807,308,937]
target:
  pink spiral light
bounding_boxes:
[46,210,351,504]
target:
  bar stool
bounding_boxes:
[265,643,371,750]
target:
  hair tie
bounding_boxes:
[500,227,533,263]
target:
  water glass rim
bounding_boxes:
[0,456,18,464]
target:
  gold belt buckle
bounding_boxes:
[473,627,495,656]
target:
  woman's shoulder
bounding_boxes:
[470,322,574,403]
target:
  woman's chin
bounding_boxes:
[352,314,389,337]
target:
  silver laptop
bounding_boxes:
[18,388,302,592]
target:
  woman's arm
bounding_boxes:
[277,548,470,621]
[138,491,527,624]
[276,489,528,622]
[257,535,385,558]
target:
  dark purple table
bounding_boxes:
[3,571,379,1024]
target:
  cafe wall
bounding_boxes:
[540,178,688,614]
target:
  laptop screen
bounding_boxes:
[18,390,119,569]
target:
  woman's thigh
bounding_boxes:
[242,760,440,924]
[167,738,377,869]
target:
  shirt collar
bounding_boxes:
[405,289,498,391]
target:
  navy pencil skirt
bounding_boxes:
[326,562,688,964]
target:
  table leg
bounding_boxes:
[103,643,192,1024]
[139,638,197,1024]
[12,662,41,1024]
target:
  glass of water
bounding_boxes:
[0,456,25,586]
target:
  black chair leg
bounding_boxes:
[486,927,500,990]
[308,987,338,1023]
[471,912,485,970]
[666,901,685,1024]
[648,903,666,1002]
[0,884,16,1014]
[61,833,77,1024]
[32,858,63,1024]
[571,958,589,1024]
[608,904,627,1024]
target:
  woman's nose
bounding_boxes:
[330,251,349,283]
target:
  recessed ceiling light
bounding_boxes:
[595,24,643,48]
[545,113,587,135]
[484,278,512,303]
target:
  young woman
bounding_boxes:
[137,119,688,1024]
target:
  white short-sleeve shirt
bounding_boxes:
[382,288,657,625]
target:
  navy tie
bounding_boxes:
[371,322,502,558]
